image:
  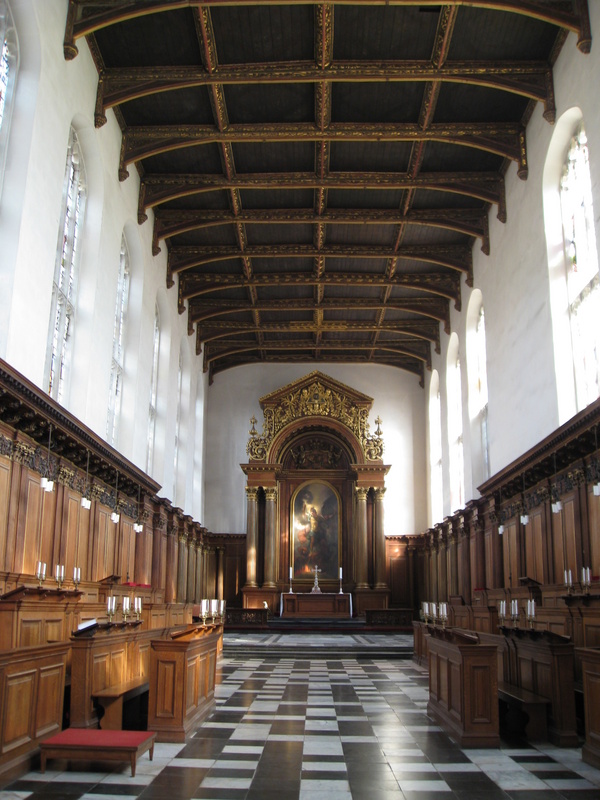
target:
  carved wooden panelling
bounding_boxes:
[588,489,600,576]
[155,659,177,718]
[20,476,43,576]
[61,492,77,576]
[0,458,10,568]
[208,651,216,692]
[35,664,64,738]
[471,665,492,722]
[1,669,34,753]
[186,656,198,714]
[564,496,578,576]
[525,512,544,584]
[19,619,43,648]
[120,520,135,584]
[92,652,110,693]
[449,661,460,716]
[502,522,518,589]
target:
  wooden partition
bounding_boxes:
[577,647,600,768]
[0,642,69,778]
[0,587,83,650]
[427,626,499,747]
[501,628,578,747]
[70,624,179,729]
[148,625,221,742]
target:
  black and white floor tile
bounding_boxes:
[3,644,600,800]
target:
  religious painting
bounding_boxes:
[291,481,340,581]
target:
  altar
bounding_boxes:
[280,592,352,618]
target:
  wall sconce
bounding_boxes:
[594,483,600,497]
[520,513,529,525]
[551,500,563,514]
[498,524,504,535]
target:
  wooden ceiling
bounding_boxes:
[64,1,591,384]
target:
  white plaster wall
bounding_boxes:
[425,5,600,521]
[204,363,427,536]
[0,0,207,518]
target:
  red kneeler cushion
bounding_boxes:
[43,729,154,747]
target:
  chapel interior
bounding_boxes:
[2,1,600,798]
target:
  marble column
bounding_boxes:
[355,487,369,589]
[374,487,388,589]
[245,487,259,587]
[263,487,278,588]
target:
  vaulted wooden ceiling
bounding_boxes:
[64,0,591,384]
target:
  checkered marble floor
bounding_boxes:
[3,655,600,800]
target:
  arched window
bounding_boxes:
[0,0,18,197]
[107,235,130,445]
[467,299,490,482]
[447,336,464,512]
[146,304,160,473]
[428,370,443,525]
[560,125,600,409]
[45,127,87,403]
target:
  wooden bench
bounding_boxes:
[40,729,156,777]
[93,677,149,730]
[498,682,551,741]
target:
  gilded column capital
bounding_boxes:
[374,487,386,501]
[246,486,259,501]
[264,487,278,502]
[355,486,368,501]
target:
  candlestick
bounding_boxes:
[210,598,219,623]
[122,596,130,621]
[134,596,142,620]
[36,561,46,587]
[289,566,293,593]
[107,596,116,622]
[201,598,209,625]
[73,566,81,585]
[55,564,65,588]
[339,566,343,594]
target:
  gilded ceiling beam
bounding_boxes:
[139,170,505,222]
[152,206,489,251]
[196,319,439,345]
[64,1,591,60]
[179,268,462,303]
[94,60,555,126]
[187,296,450,334]
[204,339,431,364]
[169,242,472,276]
[119,122,527,180]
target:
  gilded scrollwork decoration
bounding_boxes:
[246,372,384,462]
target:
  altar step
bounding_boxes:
[222,630,414,660]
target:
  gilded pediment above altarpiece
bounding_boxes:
[246,371,383,463]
